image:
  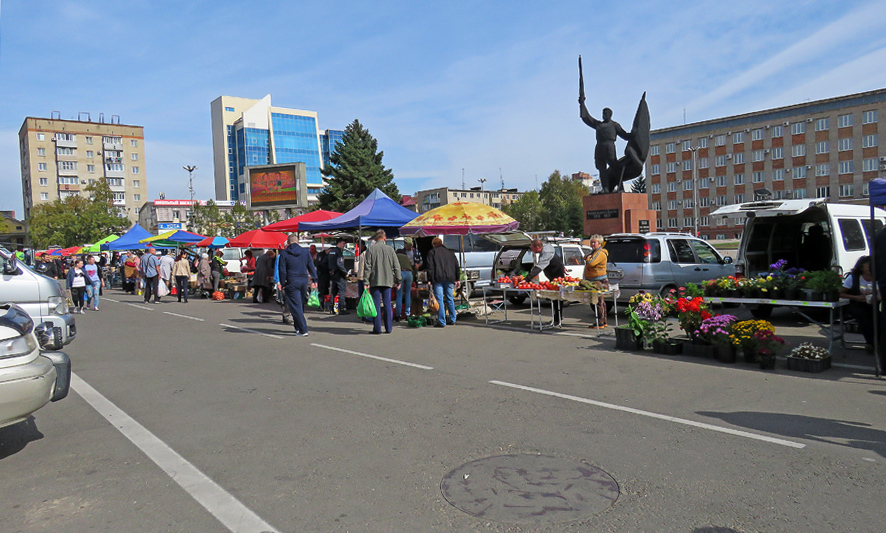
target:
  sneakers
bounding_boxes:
[296,331,309,337]
[93,307,99,311]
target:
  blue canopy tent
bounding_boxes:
[869,178,886,377]
[298,188,419,236]
[101,224,171,251]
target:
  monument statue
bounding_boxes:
[578,56,650,193]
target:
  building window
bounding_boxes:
[683,180,693,191]
[113,192,125,202]
[716,155,726,167]
[85,150,94,158]
[815,118,829,131]
[791,122,805,135]
[771,125,784,137]
[36,133,45,141]
[839,184,854,197]
[651,164,660,174]
[37,148,46,156]
[667,181,677,192]
[134,194,141,202]
[59,161,77,171]
[58,176,78,185]
[87,164,95,173]
[734,194,745,203]
[40,192,49,200]
[753,171,765,183]
[131,153,138,161]
[699,216,710,227]
[862,134,878,148]
[56,147,75,156]
[682,140,692,151]
[863,110,878,124]
[734,152,745,164]
[699,178,710,188]
[39,177,48,186]
[815,164,829,177]
[773,169,785,181]
[666,142,676,154]
[838,138,852,151]
[684,217,694,227]
[651,183,661,194]
[816,141,830,154]
[839,161,854,174]
[652,201,661,210]
[130,139,138,147]
[683,160,693,171]
[37,162,47,171]
[717,195,728,205]
[650,145,660,156]
[734,173,745,185]
[751,129,764,141]
[685,198,694,208]
[838,114,853,128]
[132,180,140,188]
[772,147,783,160]
[85,136,93,144]
[668,218,678,228]
[715,135,726,146]
[697,137,708,148]
[864,182,870,196]
[716,175,727,187]
[792,144,806,157]
[794,166,807,178]
[667,162,678,173]
[753,150,765,162]
[864,158,878,172]
[698,158,709,169]
[733,132,744,144]
[816,186,831,198]
[668,200,678,210]
[132,166,139,174]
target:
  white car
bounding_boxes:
[0,303,71,429]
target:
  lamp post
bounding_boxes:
[183,165,197,205]
[478,178,486,190]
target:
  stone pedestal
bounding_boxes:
[582,192,657,236]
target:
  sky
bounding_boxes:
[1,0,886,217]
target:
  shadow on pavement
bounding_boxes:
[0,417,44,460]
[696,410,886,458]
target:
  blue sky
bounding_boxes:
[2,1,886,217]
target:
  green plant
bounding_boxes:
[730,320,775,350]
[804,270,842,293]
[790,342,830,359]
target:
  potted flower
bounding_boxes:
[781,268,806,300]
[730,319,775,362]
[619,293,653,350]
[673,296,712,341]
[786,343,832,372]
[648,319,682,355]
[701,278,719,297]
[753,329,787,369]
[693,314,738,361]
[716,276,738,297]
[804,270,843,301]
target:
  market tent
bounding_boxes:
[262,210,342,232]
[102,224,156,251]
[51,246,82,256]
[226,228,288,249]
[139,229,206,247]
[399,202,519,236]
[82,235,119,253]
[195,236,229,248]
[298,188,418,235]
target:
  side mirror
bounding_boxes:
[3,255,19,275]
[723,256,734,264]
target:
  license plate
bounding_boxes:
[607,270,624,280]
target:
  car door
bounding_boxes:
[665,238,700,289]
[560,246,585,278]
[690,239,733,280]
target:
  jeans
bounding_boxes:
[330,276,347,313]
[282,279,310,334]
[370,286,393,333]
[144,275,159,302]
[211,271,221,293]
[433,281,456,326]
[175,275,189,302]
[396,271,413,317]
[85,282,100,309]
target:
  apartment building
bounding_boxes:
[19,115,147,225]
[413,187,525,213]
[646,89,886,240]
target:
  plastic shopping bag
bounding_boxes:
[357,289,378,318]
[307,289,320,308]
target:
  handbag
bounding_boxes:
[357,289,378,318]
[428,293,440,313]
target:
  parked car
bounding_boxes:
[604,232,735,301]
[0,303,71,429]
[0,247,76,346]
[488,233,591,304]
[414,234,503,295]
[711,199,886,277]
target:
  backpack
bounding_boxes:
[191,258,199,274]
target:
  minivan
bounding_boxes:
[0,247,76,346]
[711,199,886,277]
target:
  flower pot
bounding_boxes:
[786,356,831,373]
[684,342,712,357]
[742,347,758,363]
[783,289,798,300]
[827,290,840,302]
[810,291,823,301]
[717,344,737,363]
[653,340,684,355]
[771,288,784,299]
[615,327,643,351]
[758,355,776,370]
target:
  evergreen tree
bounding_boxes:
[317,119,398,211]
[28,181,129,248]
[630,177,647,193]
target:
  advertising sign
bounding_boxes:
[247,163,307,209]
[158,223,183,230]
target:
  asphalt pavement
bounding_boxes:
[1,289,884,532]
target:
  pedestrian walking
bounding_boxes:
[425,237,460,327]
[277,234,318,337]
[140,247,161,304]
[66,259,87,314]
[252,249,275,303]
[362,230,401,334]
[83,255,104,310]
[158,250,174,300]
[172,251,191,303]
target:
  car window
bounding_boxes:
[562,247,584,266]
[667,239,696,263]
[839,219,866,251]
[221,248,240,261]
[465,235,500,253]
[861,219,884,247]
[605,239,661,263]
[691,240,720,264]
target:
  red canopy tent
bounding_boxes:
[262,210,342,232]
[226,229,288,249]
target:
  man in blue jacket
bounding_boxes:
[277,234,318,337]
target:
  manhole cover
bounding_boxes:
[441,454,618,524]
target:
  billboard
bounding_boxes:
[247,163,308,209]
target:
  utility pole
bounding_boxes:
[499,168,504,190]
[462,168,465,190]
[691,147,699,237]
[183,165,197,205]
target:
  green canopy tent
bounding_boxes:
[81,235,119,253]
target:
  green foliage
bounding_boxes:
[28,181,129,248]
[630,177,647,193]
[317,119,398,212]
[502,190,543,231]
[538,170,588,236]
[803,269,843,293]
[188,200,263,238]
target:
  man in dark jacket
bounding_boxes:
[425,237,460,327]
[314,248,330,312]
[527,239,566,327]
[277,234,318,337]
[326,237,349,315]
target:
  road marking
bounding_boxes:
[71,373,279,533]
[164,311,205,322]
[104,297,120,302]
[311,343,434,370]
[489,380,806,449]
[127,303,154,311]
[219,323,284,339]
[832,362,876,371]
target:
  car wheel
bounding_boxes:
[508,294,527,306]
[750,305,773,319]
[660,285,677,298]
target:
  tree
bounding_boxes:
[630,177,647,193]
[503,190,543,231]
[28,181,129,248]
[538,170,588,236]
[317,119,398,211]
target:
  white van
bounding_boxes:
[711,199,886,277]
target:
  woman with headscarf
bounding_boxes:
[197,253,213,297]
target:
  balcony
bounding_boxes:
[57,167,78,176]
[104,167,125,179]
[54,138,77,148]
[103,141,123,151]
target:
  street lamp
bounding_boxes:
[478,178,486,190]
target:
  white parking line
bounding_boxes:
[164,312,205,322]
[104,297,120,302]
[219,323,284,339]
[71,373,279,533]
[489,380,806,449]
[311,343,434,370]
[127,303,154,311]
